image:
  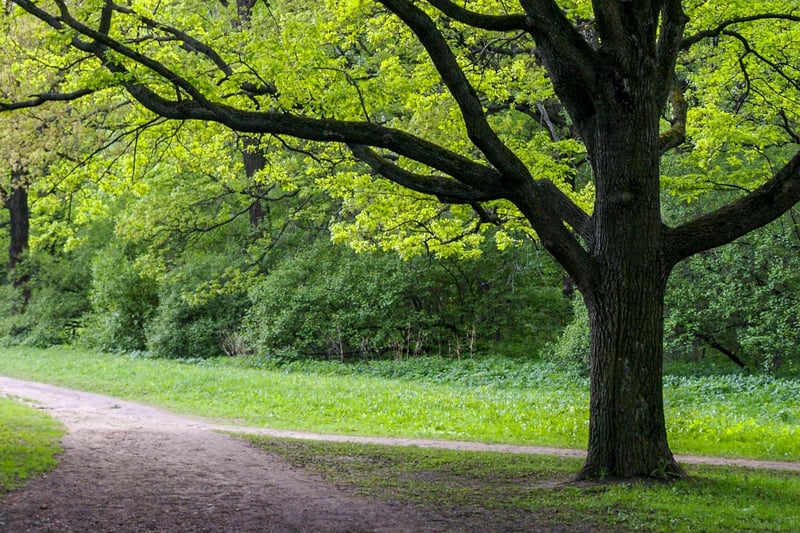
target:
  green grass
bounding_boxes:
[0,398,64,494]
[245,436,800,532]
[0,346,797,461]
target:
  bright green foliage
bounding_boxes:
[664,3,800,202]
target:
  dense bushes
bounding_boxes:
[0,253,91,347]
[145,252,250,360]
[665,215,800,374]
[80,242,159,352]
[3,178,800,374]
[0,217,570,360]
[242,238,569,360]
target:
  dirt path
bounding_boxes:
[0,377,462,532]
[1,376,798,533]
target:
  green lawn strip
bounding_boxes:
[0,347,797,461]
[0,397,64,494]
[244,436,800,533]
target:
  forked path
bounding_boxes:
[0,377,460,532]
[0,376,798,533]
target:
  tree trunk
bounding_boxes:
[242,136,268,230]
[579,274,681,478]
[4,179,31,311]
[6,184,29,273]
[572,72,682,478]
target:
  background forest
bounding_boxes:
[1,119,798,375]
[1,0,799,378]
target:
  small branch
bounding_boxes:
[681,13,800,50]
[110,2,234,77]
[696,333,747,368]
[0,88,96,111]
[659,79,688,154]
[470,203,502,224]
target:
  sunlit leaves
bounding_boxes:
[3,0,799,261]
[665,1,800,202]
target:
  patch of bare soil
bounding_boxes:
[1,376,798,532]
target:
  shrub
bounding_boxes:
[543,297,590,373]
[243,237,570,361]
[145,250,251,359]
[243,240,435,360]
[80,242,158,352]
[0,253,91,347]
[146,287,248,359]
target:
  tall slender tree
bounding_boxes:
[3,0,799,478]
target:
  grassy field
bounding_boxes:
[0,346,797,461]
[0,397,64,494]
[0,346,798,531]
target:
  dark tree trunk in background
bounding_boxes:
[4,172,31,311]
[242,136,268,229]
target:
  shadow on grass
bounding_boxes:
[242,436,800,533]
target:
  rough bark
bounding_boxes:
[574,102,681,478]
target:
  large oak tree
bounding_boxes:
[3,0,799,478]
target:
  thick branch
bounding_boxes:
[348,144,503,204]
[426,0,526,31]
[534,179,593,246]
[378,0,532,182]
[516,0,598,125]
[0,89,96,110]
[9,0,595,285]
[666,150,800,263]
[656,0,688,103]
[513,180,596,292]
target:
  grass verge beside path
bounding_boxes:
[0,346,797,461]
[0,398,64,494]
[245,436,800,532]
